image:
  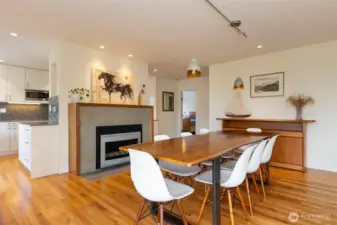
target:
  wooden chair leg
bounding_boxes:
[134,199,146,225]
[188,177,200,204]
[245,177,253,216]
[197,185,211,225]
[251,174,262,202]
[227,189,235,225]
[159,204,164,225]
[176,200,188,225]
[236,186,249,221]
[259,168,267,201]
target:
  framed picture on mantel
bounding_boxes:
[250,72,284,98]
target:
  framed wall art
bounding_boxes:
[250,72,284,98]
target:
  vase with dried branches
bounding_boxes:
[286,94,314,120]
[138,84,146,105]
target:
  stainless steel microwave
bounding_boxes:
[25,89,49,101]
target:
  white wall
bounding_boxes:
[49,41,155,174]
[156,76,210,137]
[209,40,337,172]
[178,77,209,134]
[156,78,179,137]
[182,90,196,117]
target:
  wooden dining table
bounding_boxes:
[120,131,271,225]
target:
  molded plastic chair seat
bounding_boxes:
[201,152,235,167]
[194,169,233,186]
[164,178,194,199]
[181,132,193,137]
[201,161,213,167]
[220,160,237,170]
[159,161,201,177]
[235,142,257,154]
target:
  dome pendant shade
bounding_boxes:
[187,58,201,78]
[233,77,244,90]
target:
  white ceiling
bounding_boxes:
[0,0,336,78]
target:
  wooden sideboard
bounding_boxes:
[217,118,315,172]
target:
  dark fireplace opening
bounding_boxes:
[96,124,142,169]
[105,139,138,160]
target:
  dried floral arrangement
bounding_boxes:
[286,93,314,120]
[139,84,146,96]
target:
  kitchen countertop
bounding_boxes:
[19,121,58,126]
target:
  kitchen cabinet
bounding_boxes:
[0,123,10,153]
[26,69,49,91]
[7,66,25,102]
[18,124,31,170]
[10,122,18,151]
[0,64,8,102]
[18,123,58,178]
[0,122,18,155]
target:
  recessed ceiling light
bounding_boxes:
[100,45,105,49]
[257,45,263,49]
[153,69,157,72]
[10,32,18,37]
[0,60,4,63]
[128,54,133,58]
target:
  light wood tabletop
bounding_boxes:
[120,131,271,166]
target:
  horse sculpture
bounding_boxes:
[98,72,133,102]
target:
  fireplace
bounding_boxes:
[96,124,142,169]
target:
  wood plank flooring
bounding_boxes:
[0,155,336,225]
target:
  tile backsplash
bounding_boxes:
[0,103,48,121]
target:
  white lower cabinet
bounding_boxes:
[0,123,10,153]
[0,122,18,155]
[18,124,58,178]
[18,124,31,171]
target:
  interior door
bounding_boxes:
[10,122,18,151]
[0,123,10,152]
[0,64,8,102]
[7,66,25,102]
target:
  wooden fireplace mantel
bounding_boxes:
[217,117,315,172]
[68,103,154,175]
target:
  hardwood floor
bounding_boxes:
[0,155,336,225]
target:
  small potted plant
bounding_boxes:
[138,84,146,105]
[69,88,90,103]
[286,93,314,120]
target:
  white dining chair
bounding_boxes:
[199,128,235,168]
[259,135,279,198]
[181,132,193,137]
[154,135,201,200]
[221,140,268,215]
[235,128,262,154]
[129,149,194,225]
[154,134,170,142]
[199,128,210,135]
[194,145,255,225]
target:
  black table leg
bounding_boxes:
[212,157,221,225]
[149,160,190,225]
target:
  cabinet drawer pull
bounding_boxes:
[24,141,29,144]
[25,129,30,131]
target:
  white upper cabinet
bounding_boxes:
[0,64,8,102]
[7,66,25,102]
[26,69,49,91]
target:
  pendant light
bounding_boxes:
[187,58,201,78]
[233,77,244,90]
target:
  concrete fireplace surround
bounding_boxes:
[68,103,154,175]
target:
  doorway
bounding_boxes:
[181,89,196,134]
